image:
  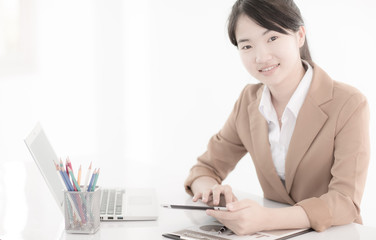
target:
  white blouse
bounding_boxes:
[258,61,313,180]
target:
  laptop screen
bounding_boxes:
[24,123,65,213]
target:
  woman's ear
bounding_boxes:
[297,26,306,48]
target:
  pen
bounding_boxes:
[218,225,228,234]
[162,233,196,240]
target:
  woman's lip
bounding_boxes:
[258,63,280,72]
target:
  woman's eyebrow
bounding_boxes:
[262,30,271,36]
[237,38,250,44]
[237,30,272,44]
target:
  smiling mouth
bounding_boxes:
[259,63,280,72]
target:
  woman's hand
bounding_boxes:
[193,183,238,206]
[206,199,311,235]
[206,199,269,235]
[191,176,238,206]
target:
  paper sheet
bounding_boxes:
[169,221,310,240]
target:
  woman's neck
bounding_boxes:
[269,61,306,117]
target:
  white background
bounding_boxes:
[0,0,375,232]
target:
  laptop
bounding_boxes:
[24,123,158,221]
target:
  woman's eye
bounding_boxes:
[268,36,278,42]
[241,45,252,50]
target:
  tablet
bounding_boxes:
[161,204,227,211]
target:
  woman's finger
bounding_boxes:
[227,199,255,211]
[192,192,202,202]
[201,189,213,203]
[211,185,223,205]
[206,208,239,221]
[222,185,235,204]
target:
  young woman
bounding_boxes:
[184,0,370,235]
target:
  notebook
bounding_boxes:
[24,123,158,221]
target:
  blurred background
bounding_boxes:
[0,0,375,235]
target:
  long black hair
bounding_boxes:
[228,0,312,61]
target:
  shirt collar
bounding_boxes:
[285,60,313,118]
[259,85,276,123]
[258,60,313,121]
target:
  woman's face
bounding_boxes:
[235,14,305,89]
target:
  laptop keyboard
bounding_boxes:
[100,189,125,215]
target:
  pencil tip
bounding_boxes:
[53,160,58,170]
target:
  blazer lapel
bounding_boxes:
[284,97,328,193]
[285,64,333,193]
[248,87,295,204]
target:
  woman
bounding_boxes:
[184,0,370,235]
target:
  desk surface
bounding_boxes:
[3,189,376,240]
[1,162,376,240]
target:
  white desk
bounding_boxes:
[3,188,376,240]
[1,162,376,240]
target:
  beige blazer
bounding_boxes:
[184,63,370,232]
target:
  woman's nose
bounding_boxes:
[255,46,272,64]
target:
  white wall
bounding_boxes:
[0,0,375,228]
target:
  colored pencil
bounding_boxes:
[68,167,81,192]
[66,157,76,191]
[77,165,82,186]
[87,169,96,192]
[61,166,74,191]
[91,168,100,191]
[83,162,92,192]
[54,160,69,190]
[54,161,80,222]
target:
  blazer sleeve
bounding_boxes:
[296,92,370,232]
[184,86,250,195]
